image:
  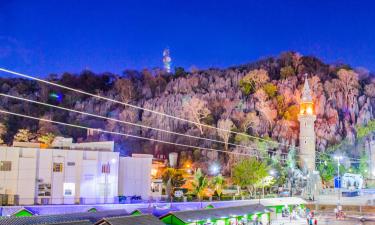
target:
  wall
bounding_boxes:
[0,147,37,205]
[118,156,152,200]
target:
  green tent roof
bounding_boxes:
[160,204,269,223]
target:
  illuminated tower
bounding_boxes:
[163,48,172,73]
[298,75,316,172]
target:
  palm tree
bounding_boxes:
[211,174,225,200]
[191,168,208,201]
[161,168,185,201]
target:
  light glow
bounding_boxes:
[306,106,313,115]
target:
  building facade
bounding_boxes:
[0,142,119,205]
[118,154,153,200]
[298,76,317,172]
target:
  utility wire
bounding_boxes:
[0,68,299,149]
[0,109,292,161]
[0,93,298,157]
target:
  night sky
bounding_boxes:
[1,0,375,76]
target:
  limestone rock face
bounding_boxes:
[1,52,375,166]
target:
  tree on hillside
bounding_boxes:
[0,123,6,145]
[217,118,234,151]
[365,83,375,98]
[38,133,56,145]
[239,69,269,95]
[337,69,359,108]
[38,115,61,136]
[13,129,35,142]
[114,77,136,103]
[183,97,211,135]
[232,158,268,197]
[241,112,260,134]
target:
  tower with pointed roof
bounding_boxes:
[298,74,316,172]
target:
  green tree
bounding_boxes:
[280,66,295,79]
[211,174,225,199]
[356,120,375,140]
[287,145,297,169]
[38,133,55,145]
[190,168,208,200]
[162,168,186,200]
[239,79,255,95]
[174,67,187,78]
[283,105,299,121]
[232,158,268,197]
[359,153,369,178]
[317,156,336,185]
[263,83,277,98]
[239,69,269,96]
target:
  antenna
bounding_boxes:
[163,48,172,73]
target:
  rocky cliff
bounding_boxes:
[1,52,375,170]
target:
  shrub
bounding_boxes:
[280,66,295,79]
[263,83,277,98]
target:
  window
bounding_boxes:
[67,162,75,166]
[53,163,63,172]
[101,163,111,174]
[0,161,11,171]
[63,183,75,196]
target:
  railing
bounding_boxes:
[0,194,298,206]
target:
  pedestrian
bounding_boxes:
[314,218,317,225]
[334,207,338,219]
[309,218,313,225]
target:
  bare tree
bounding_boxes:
[217,118,234,151]
[365,83,375,98]
[337,69,359,107]
[114,78,135,103]
[243,69,270,89]
[183,97,210,135]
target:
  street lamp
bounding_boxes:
[334,155,343,208]
[209,164,220,176]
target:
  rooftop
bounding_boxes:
[160,204,269,223]
[96,215,165,225]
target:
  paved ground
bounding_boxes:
[271,212,375,225]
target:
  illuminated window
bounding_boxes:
[0,161,11,171]
[53,163,63,172]
[63,183,75,196]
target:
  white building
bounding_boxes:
[118,154,153,200]
[0,147,38,205]
[0,140,119,205]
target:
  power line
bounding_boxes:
[0,109,291,161]
[0,68,298,150]
[0,93,294,156]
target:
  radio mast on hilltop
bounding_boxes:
[163,48,172,73]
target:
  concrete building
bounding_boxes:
[118,154,153,200]
[0,140,119,205]
[0,147,38,205]
[298,76,317,172]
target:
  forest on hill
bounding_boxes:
[1,52,375,173]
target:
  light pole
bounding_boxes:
[334,155,343,208]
